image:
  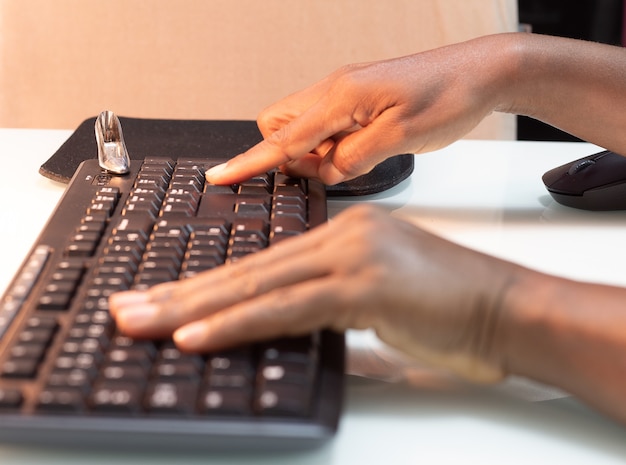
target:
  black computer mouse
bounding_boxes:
[542,150,626,210]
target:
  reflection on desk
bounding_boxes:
[1,128,626,464]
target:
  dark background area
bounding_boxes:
[517,0,624,141]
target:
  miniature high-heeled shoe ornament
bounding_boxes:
[95,110,131,174]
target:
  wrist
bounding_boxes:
[495,267,569,381]
[478,32,535,116]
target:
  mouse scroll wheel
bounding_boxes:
[568,159,596,175]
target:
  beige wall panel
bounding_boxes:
[0,0,518,138]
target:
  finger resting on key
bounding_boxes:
[110,224,334,340]
[173,277,342,353]
[205,138,295,185]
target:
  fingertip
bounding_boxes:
[173,322,210,352]
[113,303,161,334]
[108,290,150,317]
[204,162,229,184]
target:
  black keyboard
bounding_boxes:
[0,157,344,450]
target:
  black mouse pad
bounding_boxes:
[39,116,414,197]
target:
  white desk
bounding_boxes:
[1,129,626,464]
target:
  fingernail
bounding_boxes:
[205,162,228,182]
[173,322,206,350]
[109,290,150,316]
[115,303,160,328]
[110,290,149,306]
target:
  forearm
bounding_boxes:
[497,33,626,154]
[500,269,626,423]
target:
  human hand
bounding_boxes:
[205,35,513,186]
[109,204,519,383]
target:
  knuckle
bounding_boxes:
[256,93,294,131]
[333,143,366,178]
[228,260,266,299]
[256,106,272,128]
[147,281,177,305]
[264,126,298,163]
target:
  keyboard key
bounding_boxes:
[255,384,312,416]
[235,196,271,217]
[90,382,144,414]
[101,364,149,382]
[199,389,252,416]
[37,387,86,413]
[0,387,23,409]
[65,240,98,257]
[37,292,74,311]
[145,382,198,414]
[46,368,94,391]
[10,343,47,361]
[196,193,236,217]
[1,358,39,378]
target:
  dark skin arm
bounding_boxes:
[110,33,626,424]
[203,33,626,185]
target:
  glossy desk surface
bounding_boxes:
[1,128,626,464]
